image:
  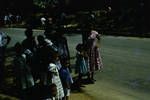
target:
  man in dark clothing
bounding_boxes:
[35,35,57,85]
[22,28,37,53]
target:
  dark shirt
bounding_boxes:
[22,37,37,52]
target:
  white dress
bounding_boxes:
[48,63,64,99]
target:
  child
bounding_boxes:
[75,43,89,85]
[59,60,73,100]
[87,29,103,83]
[47,52,64,100]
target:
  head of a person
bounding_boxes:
[37,35,45,45]
[14,42,23,54]
[52,51,60,61]
[50,84,57,97]
[25,28,33,38]
[76,43,84,52]
[61,59,70,68]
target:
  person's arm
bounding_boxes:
[64,37,72,72]
[64,37,70,60]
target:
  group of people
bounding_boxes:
[13,28,73,100]
[75,24,103,87]
[0,19,103,100]
[3,13,22,26]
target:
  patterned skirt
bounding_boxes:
[89,47,103,72]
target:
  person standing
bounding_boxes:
[0,31,11,85]
[59,60,73,100]
[13,43,34,99]
[81,12,96,45]
[21,28,37,81]
[86,25,103,83]
[35,35,52,85]
[75,43,89,87]
[53,30,71,73]
[81,27,91,46]
[48,62,64,100]
[4,15,10,25]
[35,35,58,85]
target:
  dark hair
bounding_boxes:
[37,35,45,42]
[14,42,22,53]
[25,28,33,37]
[76,43,83,52]
[50,83,57,97]
[37,35,45,45]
